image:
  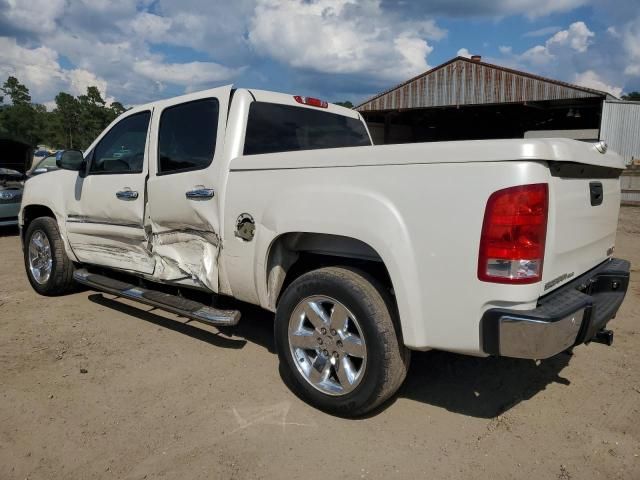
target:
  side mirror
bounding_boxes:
[56,150,85,171]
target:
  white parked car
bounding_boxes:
[17,86,631,415]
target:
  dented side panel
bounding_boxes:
[145,85,233,293]
[147,225,221,290]
[65,232,155,273]
[62,108,154,274]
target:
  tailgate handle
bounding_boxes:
[589,182,603,206]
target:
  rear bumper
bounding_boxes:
[481,258,630,359]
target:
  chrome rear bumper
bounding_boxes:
[481,258,630,360]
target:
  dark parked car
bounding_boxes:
[0,168,23,226]
[32,149,50,160]
[0,138,31,226]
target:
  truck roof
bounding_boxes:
[125,85,362,120]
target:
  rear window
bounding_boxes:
[243,102,370,156]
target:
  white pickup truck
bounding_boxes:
[16,86,630,416]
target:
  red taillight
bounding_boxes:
[294,95,328,108]
[478,183,549,284]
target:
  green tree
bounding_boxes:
[1,76,32,105]
[0,77,42,145]
[75,85,125,148]
[335,101,354,109]
[52,92,81,148]
[0,103,40,145]
[0,75,127,149]
[621,91,640,101]
[109,101,126,117]
[85,86,105,106]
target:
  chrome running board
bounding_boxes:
[73,268,240,327]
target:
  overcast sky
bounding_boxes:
[1,0,639,108]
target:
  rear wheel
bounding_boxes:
[24,217,76,295]
[275,266,410,416]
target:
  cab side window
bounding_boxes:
[158,98,219,174]
[89,111,151,174]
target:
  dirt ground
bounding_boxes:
[1,208,639,480]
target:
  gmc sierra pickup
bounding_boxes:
[16,86,630,416]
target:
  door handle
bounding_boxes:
[185,188,215,200]
[116,189,139,200]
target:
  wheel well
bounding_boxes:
[21,205,56,241]
[266,233,393,309]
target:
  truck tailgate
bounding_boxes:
[543,162,622,294]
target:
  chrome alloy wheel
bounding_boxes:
[288,295,367,396]
[28,230,53,285]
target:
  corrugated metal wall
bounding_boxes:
[600,101,640,164]
[621,189,640,205]
[357,58,602,112]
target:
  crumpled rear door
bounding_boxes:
[145,86,232,292]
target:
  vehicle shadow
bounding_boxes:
[0,225,19,237]
[88,293,249,350]
[396,349,572,418]
[88,291,572,419]
[219,301,277,353]
[89,292,278,352]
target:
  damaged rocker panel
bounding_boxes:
[66,217,224,293]
[67,215,143,229]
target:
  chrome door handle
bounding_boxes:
[185,188,215,200]
[116,189,139,200]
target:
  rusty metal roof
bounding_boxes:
[356,57,612,112]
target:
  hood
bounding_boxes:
[0,138,33,175]
[0,168,25,184]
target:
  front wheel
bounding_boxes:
[275,266,410,416]
[24,217,76,296]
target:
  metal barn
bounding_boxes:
[601,100,640,165]
[356,55,614,147]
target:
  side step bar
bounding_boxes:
[73,269,240,327]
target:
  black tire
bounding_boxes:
[275,266,410,417]
[23,217,76,296]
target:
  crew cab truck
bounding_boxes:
[18,86,631,416]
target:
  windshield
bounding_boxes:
[35,156,58,169]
